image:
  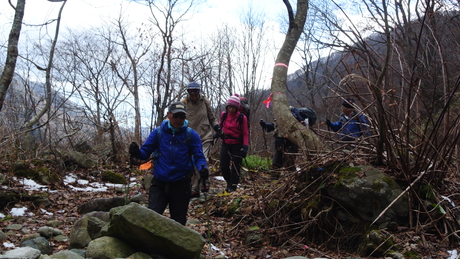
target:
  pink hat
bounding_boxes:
[227,95,240,108]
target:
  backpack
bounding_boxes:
[291,107,317,126]
[238,97,250,124]
[297,108,317,126]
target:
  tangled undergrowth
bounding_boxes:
[1,152,460,258]
[190,152,460,258]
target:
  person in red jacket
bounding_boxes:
[219,95,249,192]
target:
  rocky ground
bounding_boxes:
[1,162,459,258]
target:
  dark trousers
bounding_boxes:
[220,143,243,191]
[148,176,191,225]
[273,137,298,170]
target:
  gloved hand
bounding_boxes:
[213,124,224,138]
[259,119,267,131]
[214,124,222,134]
[199,167,209,181]
[325,119,332,127]
[129,142,140,157]
[240,145,248,158]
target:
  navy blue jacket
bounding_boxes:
[329,112,369,141]
[138,120,207,183]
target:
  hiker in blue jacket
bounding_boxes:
[325,98,369,141]
[129,102,208,225]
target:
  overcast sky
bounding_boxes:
[0,0,302,73]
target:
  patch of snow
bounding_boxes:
[10,207,27,217]
[448,250,457,259]
[77,179,89,185]
[214,176,225,182]
[3,242,15,248]
[40,208,53,216]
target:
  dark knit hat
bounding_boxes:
[227,95,240,108]
[342,98,355,109]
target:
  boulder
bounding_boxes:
[44,250,85,259]
[69,211,110,249]
[103,202,205,259]
[0,247,41,259]
[86,236,136,259]
[326,165,408,225]
[20,236,51,255]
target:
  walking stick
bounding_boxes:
[201,178,213,258]
[125,154,134,205]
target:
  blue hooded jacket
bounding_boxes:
[329,111,369,141]
[137,120,207,183]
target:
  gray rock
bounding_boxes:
[326,165,408,225]
[69,249,86,257]
[104,202,205,259]
[5,223,23,230]
[19,233,41,245]
[128,251,154,259]
[86,236,136,259]
[69,211,110,249]
[20,236,52,255]
[52,235,69,242]
[77,196,130,214]
[46,220,63,228]
[0,247,41,259]
[38,226,63,238]
[44,250,85,259]
[0,231,7,241]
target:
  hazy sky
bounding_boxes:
[0,0,300,72]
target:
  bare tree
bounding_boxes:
[109,14,154,144]
[0,0,25,112]
[133,0,199,126]
[272,0,323,152]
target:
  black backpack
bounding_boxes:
[238,97,250,127]
[294,107,317,126]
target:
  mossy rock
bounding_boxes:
[101,170,127,184]
[14,167,59,185]
[358,229,394,257]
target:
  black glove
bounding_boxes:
[266,123,275,132]
[240,145,248,158]
[199,167,209,181]
[129,142,140,157]
[325,119,332,127]
[214,124,222,134]
[259,119,267,131]
[200,167,209,193]
[213,124,224,138]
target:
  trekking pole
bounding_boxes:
[125,154,134,205]
[201,178,213,258]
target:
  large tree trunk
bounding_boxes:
[271,0,324,152]
[0,0,25,112]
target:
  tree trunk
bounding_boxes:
[271,0,324,152]
[0,0,25,112]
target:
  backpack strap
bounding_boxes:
[153,127,193,162]
[220,111,244,142]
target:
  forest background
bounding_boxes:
[1,0,460,256]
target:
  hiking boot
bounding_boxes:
[190,191,200,198]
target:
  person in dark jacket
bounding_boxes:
[259,106,313,170]
[129,102,208,225]
[325,98,369,141]
[219,95,249,192]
